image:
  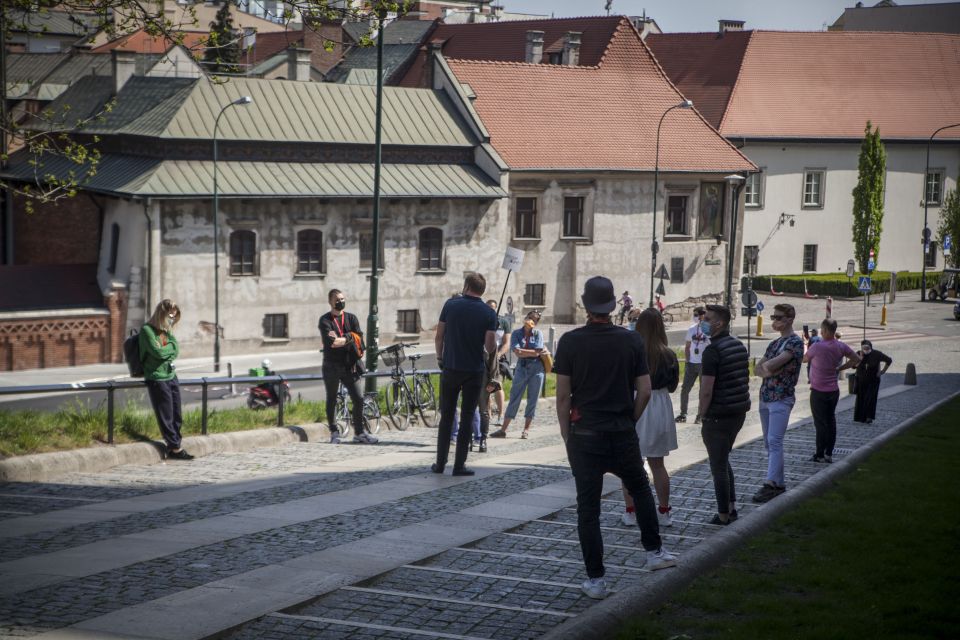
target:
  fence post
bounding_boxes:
[106,381,116,444]
[201,378,209,436]
[227,362,235,396]
[277,375,285,427]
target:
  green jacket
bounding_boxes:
[139,324,179,381]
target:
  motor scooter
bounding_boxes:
[247,379,292,409]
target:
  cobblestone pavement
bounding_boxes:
[0,336,956,639]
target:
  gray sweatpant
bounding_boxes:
[679,362,702,416]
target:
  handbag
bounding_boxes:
[539,351,553,374]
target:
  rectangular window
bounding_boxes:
[665,195,688,236]
[743,245,759,275]
[925,170,944,206]
[514,197,538,239]
[229,230,257,276]
[562,196,585,238]
[802,169,825,208]
[525,283,546,306]
[296,229,323,274]
[358,231,384,270]
[744,172,763,208]
[418,228,443,270]
[697,182,725,238]
[397,309,420,334]
[925,241,937,269]
[670,257,684,283]
[263,313,288,339]
[802,244,818,272]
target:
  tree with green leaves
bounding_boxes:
[937,180,960,269]
[851,121,886,274]
[204,1,242,74]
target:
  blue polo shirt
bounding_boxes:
[438,294,498,372]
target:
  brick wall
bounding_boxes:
[303,19,346,76]
[13,193,101,265]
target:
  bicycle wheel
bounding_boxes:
[414,374,438,428]
[386,380,411,431]
[334,393,347,425]
[362,394,381,434]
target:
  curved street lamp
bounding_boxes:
[212,95,253,372]
[650,99,693,308]
[921,122,960,301]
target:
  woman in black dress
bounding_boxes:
[854,340,892,424]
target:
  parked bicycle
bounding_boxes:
[379,342,438,430]
[334,382,381,434]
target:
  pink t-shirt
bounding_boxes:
[806,338,856,392]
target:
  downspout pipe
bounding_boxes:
[143,199,152,319]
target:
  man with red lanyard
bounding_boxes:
[319,289,378,445]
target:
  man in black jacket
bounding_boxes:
[698,304,750,525]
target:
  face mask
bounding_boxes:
[524,320,536,330]
[334,300,345,311]
[700,320,712,337]
[862,347,872,354]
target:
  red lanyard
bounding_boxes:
[332,313,346,337]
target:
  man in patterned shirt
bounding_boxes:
[752,303,805,503]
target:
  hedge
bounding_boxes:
[744,271,940,297]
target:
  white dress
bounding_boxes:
[635,388,678,457]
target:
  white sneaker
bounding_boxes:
[620,511,635,527]
[353,433,379,444]
[581,577,608,599]
[329,431,341,444]
[646,547,678,571]
[657,507,673,528]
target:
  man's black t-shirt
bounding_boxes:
[553,322,649,431]
[318,311,362,367]
[438,294,498,372]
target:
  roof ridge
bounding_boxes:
[438,14,623,27]
[717,30,755,134]
[595,16,633,67]
[445,58,600,70]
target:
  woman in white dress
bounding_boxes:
[621,308,679,527]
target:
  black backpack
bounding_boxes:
[124,329,144,378]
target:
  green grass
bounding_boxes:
[615,396,960,640]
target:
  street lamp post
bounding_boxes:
[724,173,746,308]
[921,122,960,301]
[212,95,253,373]
[650,99,693,308]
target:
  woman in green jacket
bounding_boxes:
[140,299,193,460]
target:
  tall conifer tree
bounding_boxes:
[851,121,886,274]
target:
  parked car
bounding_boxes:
[928,267,960,301]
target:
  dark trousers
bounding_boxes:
[437,369,484,470]
[810,389,840,456]
[701,414,746,514]
[854,378,880,423]
[566,428,662,578]
[323,363,364,436]
[679,362,701,416]
[146,378,183,450]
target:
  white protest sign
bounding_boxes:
[502,246,525,272]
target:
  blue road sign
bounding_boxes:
[858,276,872,292]
[867,259,875,272]
[946,235,953,255]
[756,300,765,312]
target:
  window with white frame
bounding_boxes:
[744,171,764,208]
[925,169,944,206]
[802,244,818,272]
[514,197,538,239]
[665,195,689,236]
[802,169,825,208]
[562,196,586,238]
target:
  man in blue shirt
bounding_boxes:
[433,273,498,476]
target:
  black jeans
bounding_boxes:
[437,369,484,470]
[701,414,746,514]
[566,428,662,578]
[146,378,183,449]
[323,363,364,436]
[810,389,840,456]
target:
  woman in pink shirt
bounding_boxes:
[802,318,861,463]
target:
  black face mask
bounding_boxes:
[334,300,345,311]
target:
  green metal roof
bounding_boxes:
[2,153,505,199]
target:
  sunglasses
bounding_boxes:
[770,314,789,320]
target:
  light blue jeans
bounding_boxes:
[505,359,544,420]
[759,399,794,487]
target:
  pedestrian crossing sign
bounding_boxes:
[858,276,872,292]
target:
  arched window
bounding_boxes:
[297,229,323,274]
[418,227,443,271]
[229,230,257,276]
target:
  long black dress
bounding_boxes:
[854,349,893,423]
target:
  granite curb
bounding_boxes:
[541,386,960,640]
[0,423,330,483]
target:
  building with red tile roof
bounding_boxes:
[408,17,757,319]
[647,29,960,276]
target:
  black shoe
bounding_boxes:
[675,414,686,423]
[452,467,475,476]
[167,449,194,461]
[709,514,731,525]
[729,509,739,521]
[478,437,487,453]
[431,463,445,474]
[693,415,701,424]
[809,454,826,463]
[752,483,786,504]
[469,440,475,452]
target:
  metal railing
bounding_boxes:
[0,369,440,444]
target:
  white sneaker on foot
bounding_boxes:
[646,547,678,571]
[329,431,341,444]
[657,507,673,527]
[353,433,379,444]
[581,577,608,599]
[620,511,635,527]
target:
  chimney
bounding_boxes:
[287,47,311,81]
[525,30,544,64]
[111,50,136,94]
[718,19,745,34]
[562,31,582,66]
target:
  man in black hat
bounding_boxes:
[554,276,677,601]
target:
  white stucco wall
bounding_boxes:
[741,142,960,276]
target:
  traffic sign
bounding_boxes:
[945,235,953,256]
[867,258,875,272]
[858,276,872,292]
[501,246,524,272]
[655,281,666,296]
[741,289,758,307]
[740,307,758,317]
[756,300,765,312]
[655,264,669,280]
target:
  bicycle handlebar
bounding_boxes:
[378,341,419,354]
